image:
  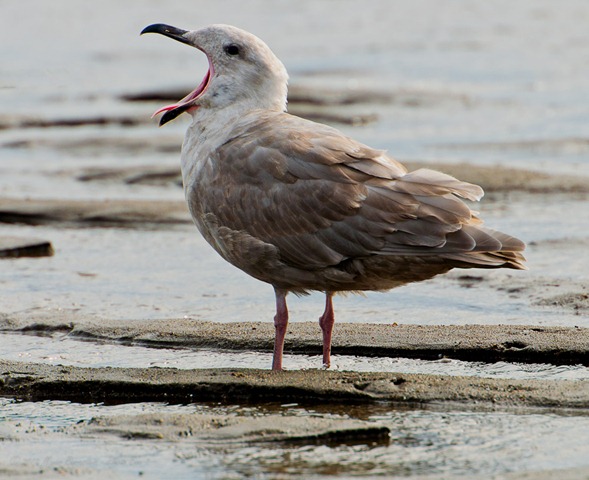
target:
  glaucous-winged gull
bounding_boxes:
[141,24,526,370]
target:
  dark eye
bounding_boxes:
[223,44,241,56]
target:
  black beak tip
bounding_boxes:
[140,23,190,43]
[140,23,165,36]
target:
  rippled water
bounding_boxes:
[3,332,589,381]
[2,0,589,478]
[2,398,589,479]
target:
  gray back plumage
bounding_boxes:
[183,110,525,294]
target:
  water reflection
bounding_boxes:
[2,398,588,478]
[3,331,589,381]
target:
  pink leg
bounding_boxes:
[272,288,289,371]
[319,292,335,368]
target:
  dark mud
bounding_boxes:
[0,236,54,258]
[73,412,391,445]
[2,359,589,409]
[0,198,189,227]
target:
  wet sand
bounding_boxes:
[3,316,589,366]
[2,1,589,476]
[0,356,588,410]
[0,197,189,227]
[2,346,589,409]
[2,101,588,480]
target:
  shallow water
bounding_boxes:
[3,398,589,479]
[3,0,589,173]
[0,215,584,327]
[3,331,589,381]
[1,0,588,325]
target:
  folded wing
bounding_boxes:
[205,111,525,272]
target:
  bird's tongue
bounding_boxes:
[153,66,212,125]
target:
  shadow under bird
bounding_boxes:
[141,23,526,370]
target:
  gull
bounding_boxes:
[141,24,526,370]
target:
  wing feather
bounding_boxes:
[199,111,524,273]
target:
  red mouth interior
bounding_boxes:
[153,61,213,118]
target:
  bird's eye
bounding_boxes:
[224,44,241,56]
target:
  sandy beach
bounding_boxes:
[2,0,589,477]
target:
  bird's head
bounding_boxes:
[141,24,289,126]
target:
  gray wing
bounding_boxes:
[205,111,524,270]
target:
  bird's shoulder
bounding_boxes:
[216,111,408,185]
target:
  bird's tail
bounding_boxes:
[442,226,527,270]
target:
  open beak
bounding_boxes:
[141,24,213,126]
